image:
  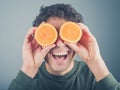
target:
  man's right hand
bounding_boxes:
[21,27,55,78]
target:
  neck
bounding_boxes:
[45,61,74,76]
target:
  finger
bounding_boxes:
[78,23,93,37]
[64,41,79,52]
[64,41,85,54]
[37,22,45,27]
[41,44,56,55]
[41,21,45,24]
[64,41,88,60]
[32,40,41,49]
[35,44,55,66]
[34,44,56,68]
[78,23,96,42]
[78,23,90,32]
[26,27,37,38]
[24,27,37,44]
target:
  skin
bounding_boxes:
[21,17,109,81]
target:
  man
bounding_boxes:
[9,4,120,90]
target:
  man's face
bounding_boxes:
[45,17,76,75]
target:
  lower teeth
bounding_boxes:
[53,55,67,59]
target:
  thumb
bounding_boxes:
[64,42,88,60]
[64,42,79,53]
[41,44,56,56]
[35,44,56,68]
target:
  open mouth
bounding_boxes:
[51,51,71,64]
[52,52,68,60]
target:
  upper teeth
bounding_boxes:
[53,52,68,56]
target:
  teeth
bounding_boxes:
[53,52,68,56]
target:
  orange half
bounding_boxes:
[35,23,58,46]
[60,22,82,43]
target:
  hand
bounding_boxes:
[21,27,55,78]
[65,23,100,62]
[65,23,109,81]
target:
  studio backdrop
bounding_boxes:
[0,0,120,90]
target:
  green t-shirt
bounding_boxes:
[8,60,120,90]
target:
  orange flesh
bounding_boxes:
[35,23,57,46]
[60,22,82,43]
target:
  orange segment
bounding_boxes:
[35,23,58,46]
[60,22,82,43]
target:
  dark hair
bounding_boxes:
[32,3,83,27]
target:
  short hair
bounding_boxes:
[32,3,83,27]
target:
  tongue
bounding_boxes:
[54,55,65,64]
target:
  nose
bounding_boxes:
[55,36,65,47]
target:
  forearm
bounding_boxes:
[86,56,109,81]
[21,57,43,78]
[89,57,120,90]
[21,65,39,78]
[8,71,37,90]
[95,73,120,90]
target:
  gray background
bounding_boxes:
[0,0,120,90]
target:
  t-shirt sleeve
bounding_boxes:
[95,73,120,90]
[8,70,37,90]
